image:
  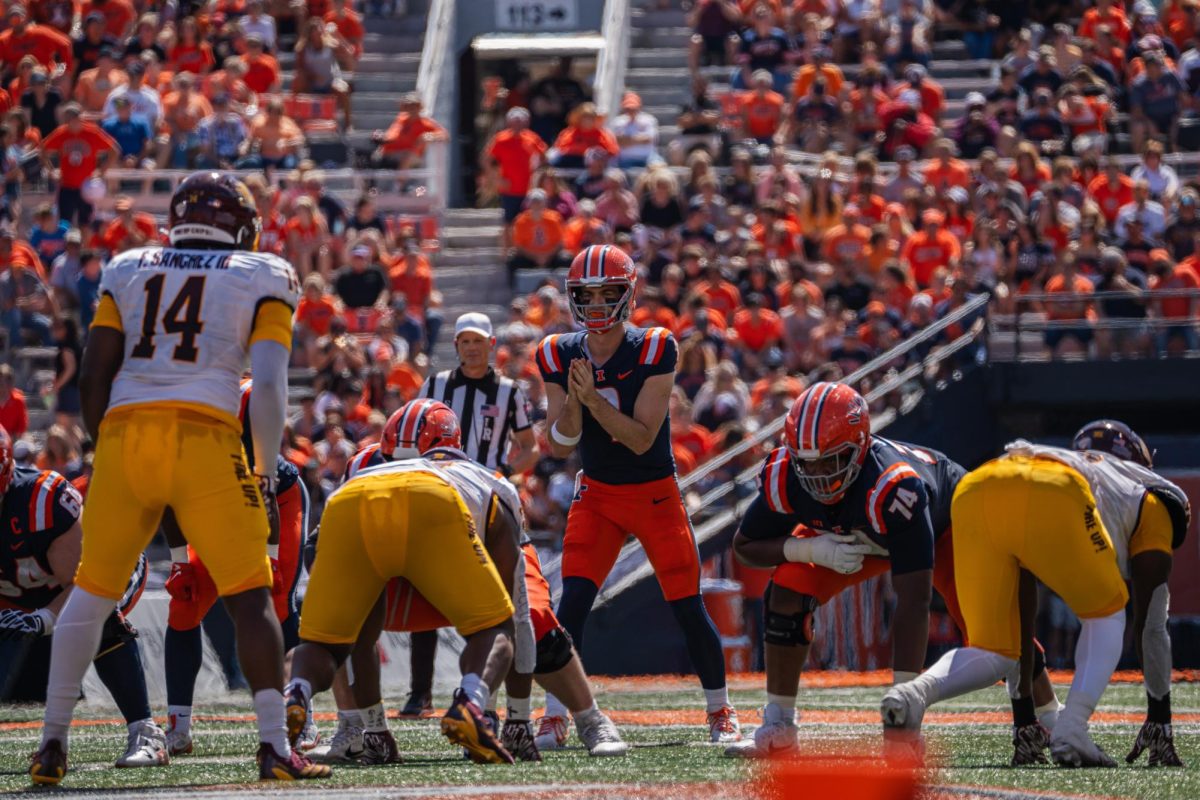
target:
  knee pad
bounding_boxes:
[534,627,575,675]
[763,588,818,647]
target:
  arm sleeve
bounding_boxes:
[248,339,289,480]
[1142,582,1172,700]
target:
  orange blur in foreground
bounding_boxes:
[761,756,920,800]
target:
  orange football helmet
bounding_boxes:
[382,399,461,459]
[566,244,637,332]
[783,382,870,504]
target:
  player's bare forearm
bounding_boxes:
[732,531,788,569]
[507,428,540,475]
[80,326,125,441]
[544,383,580,459]
[890,569,933,674]
[485,502,522,597]
[46,522,82,602]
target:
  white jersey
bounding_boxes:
[1002,440,1184,577]
[99,246,299,421]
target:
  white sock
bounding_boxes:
[486,687,499,712]
[339,709,363,728]
[916,647,1016,708]
[704,686,730,713]
[287,678,313,704]
[1037,699,1064,732]
[573,701,601,726]
[1062,610,1125,731]
[460,673,488,710]
[766,693,796,714]
[43,587,114,748]
[253,689,291,755]
[167,705,192,736]
[507,695,532,722]
[544,692,568,719]
[362,702,387,733]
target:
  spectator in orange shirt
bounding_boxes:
[922,138,971,192]
[901,209,962,288]
[0,6,72,76]
[374,92,448,169]
[168,17,215,75]
[0,364,27,439]
[1087,157,1136,224]
[892,63,944,122]
[631,285,679,331]
[733,292,784,369]
[1078,0,1132,44]
[324,0,364,65]
[695,260,743,323]
[1043,254,1097,358]
[737,69,785,143]
[80,0,136,40]
[561,199,610,255]
[1147,248,1200,354]
[38,103,117,226]
[791,45,845,100]
[239,34,281,94]
[507,188,568,285]
[285,195,332,278]
[550,102,619,169]
[820,204,872,268]
[483,106,548,230]
[296,273,339,352]
[100,195,158,254]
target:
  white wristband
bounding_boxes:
[550,421,581,447]
[782,537,812,563]
[267,544,280,560]
[34,607,57,637]
[170,546,189,563]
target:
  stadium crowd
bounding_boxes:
[3,0,1200,551]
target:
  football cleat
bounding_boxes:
[297,717,322,752]
[360,730,403,765]
[308,716,364,764]
[256,743,332,780]
[534,715,569,751]
[284,685,310,748]
[1011,722,1051,766]
[725,709,798,758]
[501,719,542,762]
[166,724,193,757]
[440,689,514,764]
[115,720,169,768]
[29,739,67,786]
[399,690,435,719]
[1127,720,1184,767]
[1050,721,1116,768]
[577,712,628,757]
[707,706,742,744]
[881,681,928,731]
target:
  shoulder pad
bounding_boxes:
[28,470,81,530]
[866,461,923,534]
[639,327,676,366]
[1147,481,1192,550]
[759,447,795,515]
[243,252,301,309]
[344,444,382,483]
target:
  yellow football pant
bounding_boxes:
[77,405,272,600]
[951,456,1129,659]
[300,470,514,645]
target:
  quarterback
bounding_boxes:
[32,172,328,784]
[882,420,1190,767]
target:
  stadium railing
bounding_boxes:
[535,293,991,600]
[416,0,455,208]
[990,289,1200,362]
[595,0,633,120]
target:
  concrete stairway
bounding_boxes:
[428,207,511,365]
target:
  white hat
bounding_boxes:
[455,312,493,339]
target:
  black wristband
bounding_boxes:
[1147,691,1172,725]
[1011,695,1038,728]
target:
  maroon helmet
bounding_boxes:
[168,171,261,251]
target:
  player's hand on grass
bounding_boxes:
[1011,721,1050,766]
[784,534,871,575]
[0,608,49,640]
[166,562,198,602]
[1126,720,1184,767]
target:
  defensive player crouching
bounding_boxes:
[538,244,740,747]
[881,420,1190,768]
[728,383,1059,759]
[161,381,311,757]
[284,435,525,764]
[0,426,165,769]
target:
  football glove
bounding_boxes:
[1126,720,1184,767]
[256,474,280,545]
[784,534,872,575]
[0,608,48,640]
[1011,721,1051,766]
[165,561,198,602]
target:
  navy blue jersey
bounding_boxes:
[739,437,966,575]
[343,443,385,483]
[0,467,82,610]
[536,326,677,485]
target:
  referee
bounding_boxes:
[399,311,540,718]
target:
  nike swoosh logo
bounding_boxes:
[618,370,633,379]
[651,497,670,505]
[9,543,21,551]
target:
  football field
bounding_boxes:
[2,673,1198,798]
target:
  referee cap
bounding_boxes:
[455,312,493,339]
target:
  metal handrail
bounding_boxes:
[594,0,632,120]
[677,293,990,493]
[415,0,455,207]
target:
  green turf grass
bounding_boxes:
[0,681,1196,797]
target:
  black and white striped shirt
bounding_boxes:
[419,367,533,470]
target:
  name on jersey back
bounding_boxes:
[135,249,234,271]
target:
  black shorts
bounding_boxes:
[500,194,525,224]
[1045,326,1094,348]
